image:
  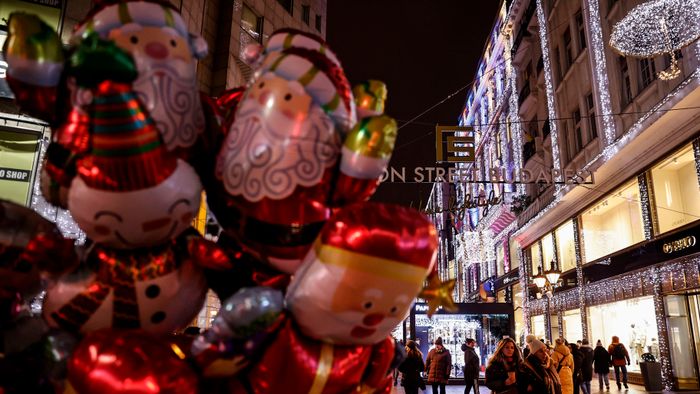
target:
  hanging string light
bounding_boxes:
[610,0,700,80]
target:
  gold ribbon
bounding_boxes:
[308,342,334,394]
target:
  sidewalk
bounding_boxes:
[390,383,692,393]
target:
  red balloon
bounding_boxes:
[68,329,198,394]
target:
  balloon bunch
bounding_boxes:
[2,1,439,393]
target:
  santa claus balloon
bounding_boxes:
[194,203,437,393]
[207,29,398,298]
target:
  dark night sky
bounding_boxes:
[327,1,500,208]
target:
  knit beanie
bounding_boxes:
[526,334,546,355]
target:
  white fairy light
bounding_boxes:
[610,0,700,58]
[535,0,562,182]
[585,0,616,145]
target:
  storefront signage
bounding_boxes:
[435,125,475,163]
[424,190,502,218]
[662,236,696,254]
[415,304,442,313]
[494,268,520,290]
[23,0,62,8]
[0,167,31,182]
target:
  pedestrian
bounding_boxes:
[551,338,574,394]
[579,339,594,394]
[518,334,562,394]
[485,337,521,394]
[569,342,583,394]
[461,338,480,394]
[398,340,426,394]
[426,337,451,394]
[608,336,630,390]
[593,339,611,391]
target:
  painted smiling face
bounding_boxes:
[68,160,201,249]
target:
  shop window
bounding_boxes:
[531,315,546,340]
[541,233,554,271]
[639,58,656,90]
[513,283,524,345]
[414,312,510,378]
[315,14,322,32]
[496,241,505,277]
[587,296,659,372]
[650,143,700,234]
[0,130,39,205]
[555,220,577,272]
[586,93,597,140]
[241,4,263,44]
[665,295,697,384]
[581,179,644,263]
[508,237,520,272]
[562,309,582,343]
[575,11,586,51]
[529,243,542,276]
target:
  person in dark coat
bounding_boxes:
[569,342,583,394]
[485,337,522,394]
[593,340,610,391]
[426,337,451,394]
[461,338,480,394]
[579,339,594,394]
[518,335,562,394]
[398,340,425,394]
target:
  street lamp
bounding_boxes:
[532,262,561,342]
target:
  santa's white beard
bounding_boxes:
[133,56,205,151]
[216,97,340,202]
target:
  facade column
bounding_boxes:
[520,247,532,335]
[544,298,552,342]
[652,268,674,390]
[573,217,589,340]
[638,173,655,240]
[557,305,564,341]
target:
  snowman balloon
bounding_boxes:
[39,36,225,334]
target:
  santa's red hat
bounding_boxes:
[312,203,437,283]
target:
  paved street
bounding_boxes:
[390,383,686,393]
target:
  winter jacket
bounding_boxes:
[485,359,519,394]
[398,352,425,389]
[425,346,452,384]
[593,345,610,374]
[608,342,630,367]
[570,344,583,383]
[579,345,594,381]
[517,354,563,394]
[551,343,574,394]
[461,344,480,379]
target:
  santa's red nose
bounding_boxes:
[363,313,384,326]
[145,42,169,59]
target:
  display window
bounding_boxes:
[555,220,577,272]
[415,313,510,378]
[531,315,546,341]
[508,236,520,272]
[529,243,542,275]
[651,143,700,234]
[562,309,582,343]
[541,233,554,271]
[513,284,525,345]
[587,296,659,372]
[665,295,698,386]
[581,179,644,263]
[496,241,505,277]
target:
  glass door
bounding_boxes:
[666,295,700,389]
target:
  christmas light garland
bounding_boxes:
[638,173,654,240]
[585,0,616,145]
[609,0,700,58]
[535,0,562,182]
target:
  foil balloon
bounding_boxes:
[67,329,198,394]
[205,203,437,394]
[40,38,226,335]
[0,199,77,316]
[207,29,397,301]
[4,0,215,207]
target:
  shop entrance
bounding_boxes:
[665,294,700,390]
[408,303,514,379]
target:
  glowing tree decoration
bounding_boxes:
[610,0,700,80]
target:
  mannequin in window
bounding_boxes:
[629,324,646,363]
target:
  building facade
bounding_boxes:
[433,0,700,389]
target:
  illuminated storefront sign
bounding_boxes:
[662,236,696,254]
[0,130,39,205]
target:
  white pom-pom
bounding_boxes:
[242,43,263,65]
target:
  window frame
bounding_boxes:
[301,5,310,25]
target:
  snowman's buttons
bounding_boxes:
[145,284,160,298]
[151,311,166,324]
